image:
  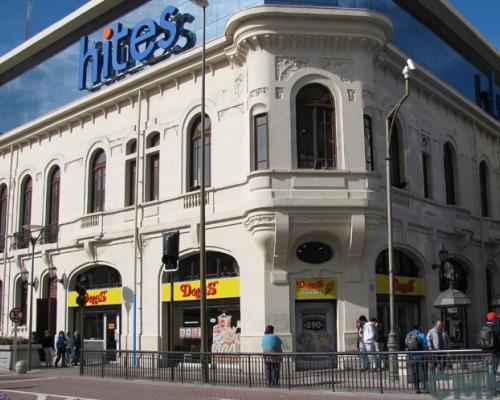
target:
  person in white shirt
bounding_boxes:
[359,315,377,370]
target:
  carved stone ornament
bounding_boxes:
[217,103,244,121]
[319,58,354,82]
[347,89,357,102]
[275,87,284,99]
[249,87,269,98]
[275,57,309,81]
[244,213,275,232]
[420,133,431,151]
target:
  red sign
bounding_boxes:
[85,290,108,305]
[394,278,416,295]
[9,308,23,323]
[179,281,219,299]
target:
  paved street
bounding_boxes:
[0,367,480,400]
[0,367,423,400]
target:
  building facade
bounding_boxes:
[0,0,499,354]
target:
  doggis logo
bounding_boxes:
[78,5,195,90]
[297,280,324,289]
[180,281,219,299]
[394,278,415,295]
[85,290,108,305]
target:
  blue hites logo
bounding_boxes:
[78,5,195,91]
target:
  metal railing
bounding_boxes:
[80,350,496,396]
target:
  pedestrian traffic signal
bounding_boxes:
[162,231,179,271]
[75,275,88,307]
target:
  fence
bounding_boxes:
[80,349,497,396]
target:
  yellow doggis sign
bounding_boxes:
[375,274,426,296]
[69,287,122,307]
[295,279,337,300]
[162,277,239,302]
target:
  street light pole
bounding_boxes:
[386,59,415,357]
[189,0,209,382]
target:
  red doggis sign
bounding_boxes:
[375,274,426,296]
[180,281,219,299]
[69,287,122,307]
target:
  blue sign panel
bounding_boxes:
[78,5,195,91]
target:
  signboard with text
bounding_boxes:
[375,274,426,296]
[295,279,337,300]
[162,277,239,302]
[69,287,122,307]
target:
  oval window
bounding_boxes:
[296,242,333,264]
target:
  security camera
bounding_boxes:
[403,59,416,79]
[406,59,416,70]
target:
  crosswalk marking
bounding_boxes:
[1,388,99,400]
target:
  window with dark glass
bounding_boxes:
[125,140,137,206]
[389,123,404,188]
[21,176,32,228]
[146,133,160,202]
[486,269,494,309]
[90,150,106,213]
[253,113,269,170]
[190,115,211,190]
[297,84,335,169]
[75,265,121,289]
[422,152,431,199]
[46,167,60,243]
[443,143,456,205]
[0,185,7,252]
[364,115,374,171]
[173,252,239,282]
[480,161,489,217]
[17,278,27,325]
[375,249,419,277]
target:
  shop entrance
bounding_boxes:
[295,301,336,353]
[377,295,420,350]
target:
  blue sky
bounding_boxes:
[0,0,499,56]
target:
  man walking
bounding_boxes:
[426,320,450,371]
[41,330,53,367]
[478,312,500,395]
[405,322,428,393]
[359,315,376,370]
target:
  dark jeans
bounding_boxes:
[55,349,66,367]
[410,358,428,392]
[265,362,280,387]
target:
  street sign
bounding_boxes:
[9,308,23,324]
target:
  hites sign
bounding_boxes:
[78,5,195,90]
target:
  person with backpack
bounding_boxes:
[405,322,429,393]
[54,331,67,368]
[426,320,450,371]
[478,312,500,393]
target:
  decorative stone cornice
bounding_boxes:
[244,213,275,233]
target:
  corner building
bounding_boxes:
[0,0,499,354]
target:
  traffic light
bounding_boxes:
[162,231,179,271]
[75,275,88,307]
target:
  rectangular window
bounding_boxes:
[364,115,374,171]
[126,159,136,206]
[148,153,159,201]
[422,153,431,199]
[254,113,269,170]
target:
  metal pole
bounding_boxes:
[79,305,85,375]
[386,78,410,369]
[13,322,18,370]
[27,237,35,370]
[199,4,208,383]
[169,271,174,352]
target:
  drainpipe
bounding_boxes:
[133,90,143,363]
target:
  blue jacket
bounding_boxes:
[408,330,428,360]
[261,333,282,352]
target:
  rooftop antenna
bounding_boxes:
[25,0,33,40]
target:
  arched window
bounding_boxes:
[443,143,456,205]
[15,277,28,325]
[125,140,137,206]
[0,185,7,252]
[375,249,419,277]
[479,161,489,217]
[46,167,60,243]
[146,132,160,201]
[390,123,405,188]
[21,175,32,228]
[90,150,106,212]
[173,252,240,282]
[486,268,495,309]
[296,84,335,169]
[74,265,121,290]
[190,115,211,190]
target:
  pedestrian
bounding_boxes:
[426,320,450,371]
[359,315,377,370]
[261,325,282,387]
[477,312,500,395]
[73,331,81,366]
[54,331,67,367]
[41,330,53,367]
[65,331,74,367]
[372,317,387,368]
[405,322,428,393]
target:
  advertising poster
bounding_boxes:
[211,313,240,353]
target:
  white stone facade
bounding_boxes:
[0,6,499,353]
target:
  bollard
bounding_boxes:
[15,360,28,374]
